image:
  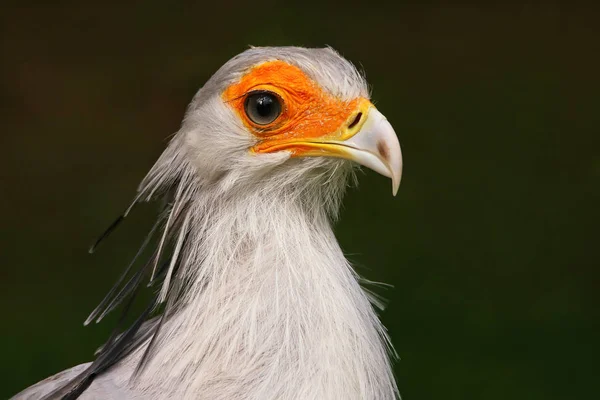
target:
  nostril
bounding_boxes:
[348,112,362,129]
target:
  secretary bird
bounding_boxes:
[14,46,403,400]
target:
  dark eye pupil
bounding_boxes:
[245,91,281,125]
[255,95,274,117]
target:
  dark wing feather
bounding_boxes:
[84,219,162,325]
[88,214,125,254]
[43,180,193,400]
[42,298,156,400]
[42,257,175,400]
[43,207,185,399]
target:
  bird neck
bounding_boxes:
[121,164,397,399]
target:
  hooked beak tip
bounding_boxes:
[392,175,401,196]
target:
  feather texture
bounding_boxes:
[12,47,398,400]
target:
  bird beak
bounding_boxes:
[334,106,403,196]
[254,101,403,195]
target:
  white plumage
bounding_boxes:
[14,46,402,400]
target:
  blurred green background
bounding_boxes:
[2,2,599,399]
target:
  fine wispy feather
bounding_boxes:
[14,46,402,400]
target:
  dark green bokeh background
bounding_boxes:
[2,2,599,399]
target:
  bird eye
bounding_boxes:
[244,91,282,125]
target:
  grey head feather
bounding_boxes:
[189,46,369,111]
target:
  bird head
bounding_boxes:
[137,47,402,216]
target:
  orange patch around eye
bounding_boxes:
[222,60,360,153]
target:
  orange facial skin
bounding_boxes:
[222,60,369,156]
